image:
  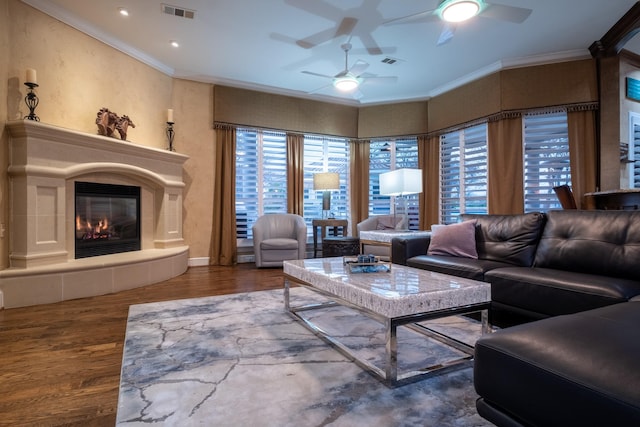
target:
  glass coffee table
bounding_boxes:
[283,258,491,387]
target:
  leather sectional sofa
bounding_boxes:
[391,210,640,324]
[391,209,640,426]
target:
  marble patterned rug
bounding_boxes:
[117,287,492,426]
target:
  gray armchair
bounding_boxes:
[356,214,407,257]
[252,213,307,267]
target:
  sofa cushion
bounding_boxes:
[461,212,546,267]
[485,266,640,317]
[407,255,511,281]
[427,220,478,258]
[534,209,640,281]
[260,238,300,250]
[375,215,401,230]
[474,301,640,427]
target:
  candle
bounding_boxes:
[26,68,37,84]
[167,109,174,123]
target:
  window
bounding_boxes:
[303,135,350,234]
[369,138,420,229]
[235,129,287,239]
[634,131,640,188]
[629,112,640,188]
[523,112,570,212]
[440,124,488,224]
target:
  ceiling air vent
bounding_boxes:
[162,4,195,19]
[381,57,404,65]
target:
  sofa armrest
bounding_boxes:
[357,216,378,234]
[391,236,431,265]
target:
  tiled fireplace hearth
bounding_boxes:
[1,120,190,308]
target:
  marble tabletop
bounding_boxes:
[359,229,431,244]
[283,258,490,318]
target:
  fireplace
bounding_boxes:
[3,120,189,309]
[75,181,141,259]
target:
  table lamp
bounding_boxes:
[379,168,423,229]
[313,172,340,218]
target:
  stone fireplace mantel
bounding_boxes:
[1,120,190,308]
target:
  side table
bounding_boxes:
[312,218,348,258]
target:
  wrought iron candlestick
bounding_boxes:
[24,82,40,121]
[166,121,175,151]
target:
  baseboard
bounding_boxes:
[188,257,210,267]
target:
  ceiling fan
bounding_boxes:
[385,0,533,46]
[302,43,397,99]
[281,0,389,55]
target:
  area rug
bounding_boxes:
[117,287,492,426]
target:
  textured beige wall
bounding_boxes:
[599,56,623,191]
[501,59,598,110]
[172,79,215,259]
[7,0,172,147]
[358,101,428,139]
[1,0,9,269]
[214,85,359,137]
[429,73,502,132]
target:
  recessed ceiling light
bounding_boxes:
[118,7,129,17]
[170,40,180,48]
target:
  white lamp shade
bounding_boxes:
[313,172,340,190]
[379,168,423,196]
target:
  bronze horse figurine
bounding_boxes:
[116,115,135,141]
[96,108,135,140]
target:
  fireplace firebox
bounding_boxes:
[75,181,141,259]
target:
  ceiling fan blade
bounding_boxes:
[302,70,335,79]
[359,32,384,56]
[383,9,439,26]
[349,59,369,76]
[362,75,398,84]
[437,24,456,46]
[296,17,359,49]
[482,2,532,23]
[336,17,358,36]
[269,32,299,46]
[297,27,342,49]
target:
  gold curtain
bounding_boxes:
[286,133,305,215]
[210,125,237,266]
[487,115,524,214]
[567,108,598,208]
[418,134,440,228]
[349,139,370,236]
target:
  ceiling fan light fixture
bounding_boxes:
[333,74,360,91]
[439,0,481,23]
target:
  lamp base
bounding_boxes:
[322,191,331,211]
[323,191,335,218]
[395,196,409,230]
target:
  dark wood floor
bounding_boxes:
[0,264,285,427]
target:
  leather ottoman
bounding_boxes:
[474,301,640,427]
[322,236,360,257]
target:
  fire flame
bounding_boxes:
[76,215,110,239]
